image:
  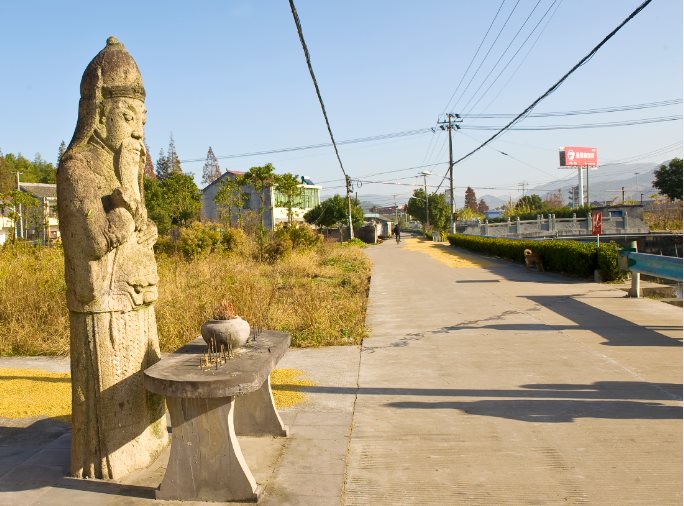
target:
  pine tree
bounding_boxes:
[167,134,182,175]
[201,146,222,185]
[144,143,156,179]
[464,186,478,211]
[155,148,171,180]
[477,198,489,214]
[57,141,66,166]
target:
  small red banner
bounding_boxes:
[591,211,602,235]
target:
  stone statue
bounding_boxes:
[57,37,168,479]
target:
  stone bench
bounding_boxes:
[143,331,290,502]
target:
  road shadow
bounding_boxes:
[385,399,682,423]
[274,380,681,402]
[525,295,682,347]
[275,381,682,423]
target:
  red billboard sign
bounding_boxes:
[559,146,598,167]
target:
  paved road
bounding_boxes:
[0,237,681,505]
[344,237,682,505]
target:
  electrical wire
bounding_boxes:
[179,127,433,164]
[460,115,681,130]
[451,0,522,112]
[462,0,560,115]
[442,0,508,114]
[460,0,546,114]
[289,0,348,178]
[436,0,656,193]
[483,0,564,111]
[462,98,682,118]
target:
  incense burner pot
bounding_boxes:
[201,317,251,350]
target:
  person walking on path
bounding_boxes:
[393,223,401,243]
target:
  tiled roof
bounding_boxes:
[19,183,56,199]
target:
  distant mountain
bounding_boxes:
[321,160,672,210]
[530,161,662,204]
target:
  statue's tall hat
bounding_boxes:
[80,36,145,101]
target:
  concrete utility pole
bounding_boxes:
[419,170,432,227]
[345,175,354,240]
[14,172,23,240]
[438,113,461,234]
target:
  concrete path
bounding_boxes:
[0,236,681,505]
[344,237,682,505]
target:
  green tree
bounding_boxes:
[201,146,222,186]
[274,173,302,225]
[407,188,449,231]
[515,194,543,212]
[653,158,682,201]
[144,172,200,235]
[143,178,171,234]
[464,186,478,211]
[155,148,170,180]
[241,163,278,228]
[304,195,363,228]
[0,152,56,192]
[214,175,246,227]
[167,134,182,175]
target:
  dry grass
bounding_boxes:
[0,241,370,356]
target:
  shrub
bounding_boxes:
[446,234,622,281]
[263,234,293,263]
[222,227,250,255]
[176,222,223,258]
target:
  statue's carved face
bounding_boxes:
[96,98,146,152]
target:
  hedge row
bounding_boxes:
[446,234,622,281]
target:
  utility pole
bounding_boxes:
[438,113,461,234]
[345,175,354,240]
[392,194,398,224]
[419,170,431,228]
[14,171,23,240]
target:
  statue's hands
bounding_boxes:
[111,187,133,213]
[106,207,135,248]
[137,218,158,247]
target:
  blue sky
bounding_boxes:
[1,0,681,205]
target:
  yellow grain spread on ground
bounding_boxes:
[402,237,491,268]
[270,368,315,409]
[0,367,313,420]
[0,368,71,420]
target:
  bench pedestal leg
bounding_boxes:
[235,375,289,437]
[157,396,259,502]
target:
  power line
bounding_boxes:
[442,0,656,185]
[289,0,347,179]
[462,98,682,118]
[451,0,522,112]
[483,0,564,111]
[460,115,681,130]
[442,0,508,114]
[460,0,546,114]
[179,127,433,164]
[462,0,561,116]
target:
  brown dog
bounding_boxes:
[524,249,544,272]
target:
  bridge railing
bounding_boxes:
[619,241,682,298]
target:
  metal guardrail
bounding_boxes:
[619,242,682,298]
